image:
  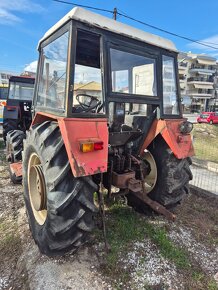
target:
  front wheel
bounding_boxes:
[23,121,98,256]
[127,136,193,213]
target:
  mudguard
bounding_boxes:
[140,119,194,159]
[32,112,108,177]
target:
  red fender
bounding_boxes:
[32,112,108,177]
[140,119,194,159]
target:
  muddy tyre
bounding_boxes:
[23,121,98,256]
[3,119,17,142]
[127,136,193,212]
[6,130,25,184]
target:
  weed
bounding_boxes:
[0,140,4,149]
[208,280,218,290]
[144,222,190,269]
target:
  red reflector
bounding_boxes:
[7,106,16,111]
[94,142,103,150]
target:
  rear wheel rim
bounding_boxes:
[142,149,157,193]
[28,153,47,225]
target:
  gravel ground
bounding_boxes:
[0,145,218,290]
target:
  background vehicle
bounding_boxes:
[0,84,8,124]
[3,76,35,140]
[7,7,194,256]
[197,112,218,124]
[4,76,35,183]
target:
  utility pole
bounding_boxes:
[113,7,117,20]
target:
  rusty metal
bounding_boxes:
[112,170,135,188]
[134,191,176,221]
[127,178,142,193]
[10,162,22,177]
[128,158,176,221]
[98,174,111,252]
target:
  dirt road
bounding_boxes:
[0,144,218,290]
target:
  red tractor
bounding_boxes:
[7,7,194,256]
[3,76,35,183]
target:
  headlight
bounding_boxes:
[180,121,193,134]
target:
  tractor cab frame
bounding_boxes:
[34,8,181,120]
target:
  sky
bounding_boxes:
[1,0,218,74]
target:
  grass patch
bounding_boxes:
[192,124,218,163]
[104,204,190,270]
[0,219,21,257]
[0,140,4,149]
[97,203,218,289]
[144,222,190,269]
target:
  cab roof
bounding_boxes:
[39,7,177,52]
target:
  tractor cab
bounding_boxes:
[8,7,194,256]
[3,76,35,140]
[34,8,181,126]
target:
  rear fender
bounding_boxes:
[32,112,108,177]
[140,119,194,159]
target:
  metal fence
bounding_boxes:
[190,123,218,195]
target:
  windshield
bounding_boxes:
[110,48,157,96]
[200,114,209,118]
[9,82,34,101]
[0,86,8,100]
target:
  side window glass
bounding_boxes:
[162,55,179,115]
[72,30,103,114]
[37,31,69,111]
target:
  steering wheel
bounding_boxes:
[76,94,101,112]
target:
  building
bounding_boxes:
[0,70,17,85]
[178,52,218,113]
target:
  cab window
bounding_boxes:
[72,30,103,114]
[37,31,69,111]
[162,55,179,115]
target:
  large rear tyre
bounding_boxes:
[6,130,25,184]
[3,119,17,142]
[23,121,98,256]
[127,136,193,213]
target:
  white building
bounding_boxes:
[0,70,17,85]
[178,53,217,113]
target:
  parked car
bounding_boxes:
[197,112,218,124]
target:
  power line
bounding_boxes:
[52,0,218,50]
[117,10,218,50]
[52,0,113,13]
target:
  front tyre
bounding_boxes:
[23,121,98,256]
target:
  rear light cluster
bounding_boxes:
[80,141,104,153]
[6,106,16,111]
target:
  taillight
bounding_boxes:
[6,106,16,111]
[80,141,104,153]
[94,142,104,150]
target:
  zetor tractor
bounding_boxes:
[8,7,194,256]
[4,76,35,182]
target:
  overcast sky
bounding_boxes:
[1,0,218,73]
